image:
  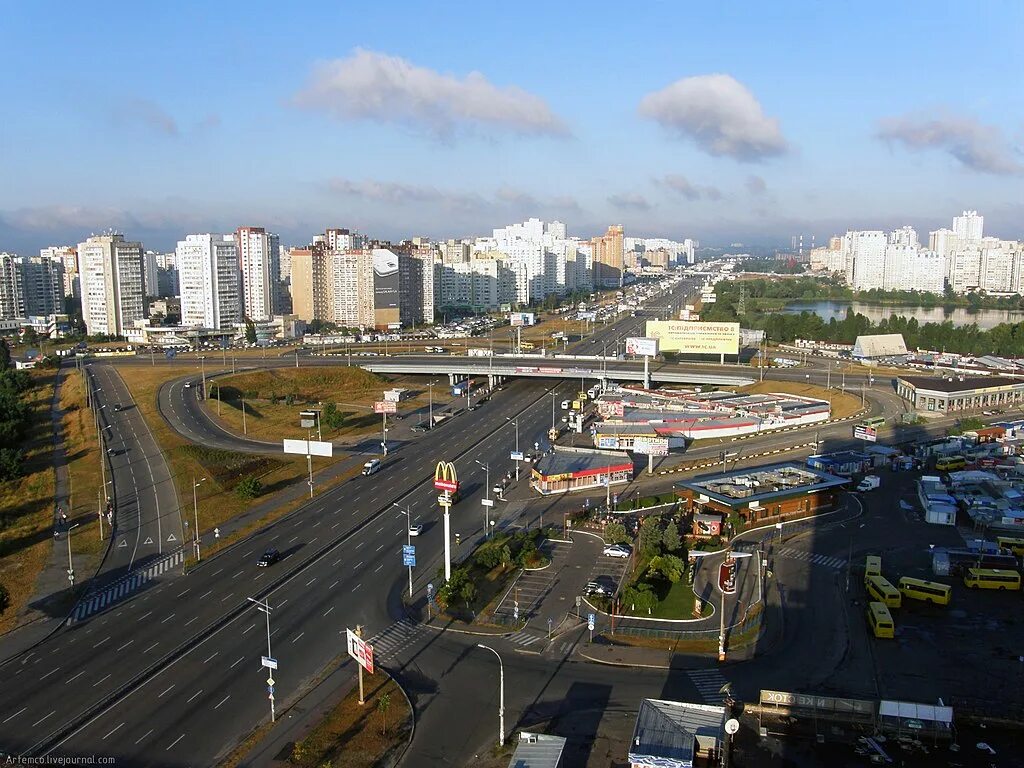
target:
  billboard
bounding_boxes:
[625,337,659,357]
[719,558,737,594]
[433,461,460,494]
[598,400,625,418]
[853,425,877,442]
[509,312,536,327]
[632,437,669,456]
[373,400,397,414]
[645,321,740,355]
[283,438,333,457]
[346,629,374,674]
[373,248,400,328]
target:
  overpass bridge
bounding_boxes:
[359,353,755,388]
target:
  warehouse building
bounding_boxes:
[896,375,1024,413]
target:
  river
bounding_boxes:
[779,300,1024,330]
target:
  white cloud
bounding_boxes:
[294,48,569,140]
[876,110,1023,175]
[657,174,722,201]
[608,193,652,211]
[746,175,768,195]
[638,74,788,161]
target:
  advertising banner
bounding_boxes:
[597,435,620,449]
[853,425,877,442]
[625,337,659,357]
[598,401,625,418]
[346,629,374,674]
[645,321,740,355]
[373,400,397,414]
[373,248,400,327]
[509,312,536,327]
[282,438,333,457]
[632,437,669,456]
[719,558,737,594]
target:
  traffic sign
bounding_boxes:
[588,613,595,631]
[262,656,278,670]
[481,498,494,507]
[719,558,738,594]
[403,553,416,567]
[510,451,524,461]
[513,602,519,621]
[437,495,452,506]
[266,676,275,686]
[346,629,375,675]
[402,545,415,556]
[427,582,434,595]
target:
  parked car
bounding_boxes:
[257,548,281,567]
[603,543,632,559]
[183,381,192,388]
[411,424,429,433]
[584,576,617,596]
[409,524,424,537]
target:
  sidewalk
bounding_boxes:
[0,365,113,662]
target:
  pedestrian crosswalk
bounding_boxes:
[688,668,729,704]
[507,629,545,649]
[774,546,846,570]
[69,549,185,624]
[367,618,426,662]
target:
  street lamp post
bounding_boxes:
[192,476,206,561]
[506,417,520,481]
[306,430,315,497]
[392,503,415,598]
[200,356,207,400]
[66,522,80,587]
[477,644,505,747]
[475,460,491,537]
[247,597,276,723]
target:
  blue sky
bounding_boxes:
[2,1,1022,252]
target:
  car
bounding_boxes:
[411,424,429,433]
[257,548,281,567]
[468,405,479,411]
[113,404,121,412]
[409,524,423,536]
[603,543,632,559]
[183,381,192,388]
[585,576,617,596]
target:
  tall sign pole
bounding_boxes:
[433,461,460,583]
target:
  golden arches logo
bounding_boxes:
[433,461,460,493]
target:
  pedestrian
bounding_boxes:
[61,509,67,525]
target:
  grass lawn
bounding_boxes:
[738,379,862,420]
[0,370,58,633]
[618,577,711,620]
[116,364,336,545]
[288,674,411,768]
[202,367,392,443]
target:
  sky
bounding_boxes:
[2,1,1022,253]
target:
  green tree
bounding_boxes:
[0,447,24,482]
[0,339,10,370]
[235,476,263,500]
[377,692,392,736]
[323,402,345,429]
[603,521,628,545]
[638,516,663,558]
[0,581,9,616]
[647,554,685,584]
[245,319,257,345]
[459,579,476,610]
[662,520,682,553]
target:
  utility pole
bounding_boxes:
[306,431,314,497]
[66,522,80,587]
[476,460,491,537]
[248,597,276,722]
[242,398,247,435]
[192,476,206,561]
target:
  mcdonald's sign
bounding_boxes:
[433,461,460,494]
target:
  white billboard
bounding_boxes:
[632,437,670,456]
[283,438,334,457]
[625,337,659,357]
[509,312,536,327]
[645,321,740,355]
[346,629,374,674]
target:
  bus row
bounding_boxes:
[864,555,1021,638]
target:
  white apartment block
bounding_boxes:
[175,234,241,330]
[948,247,982,293]
[843,231,887,290]
[809,246,845,274]
[953,210,984,243]
[0,253,23,319]
[888,226,919,249]
[77,234,146,336]
[330,249,374,328]
[40,246,78,298]
[881,246,943,293]
[236,226,280,322]
[17,256,64,315]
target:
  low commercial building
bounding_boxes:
[629,698,726,768]
[852,333,908,360]
[530,446,633,495]
[675,463,848,529]
[506,732,565,768]
[896,375,1024,413]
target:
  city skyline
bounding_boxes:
[2,1,1023,252]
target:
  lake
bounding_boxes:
[780,300,1024,330]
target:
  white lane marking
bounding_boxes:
[305,578,316,586]
[160,613,176,624]
[329,580,339,589]
[242,623,256,635]
[200,590,213,599]
[331,522,340,529]
[116,639,134,652]
[185,616,198,627]
[323,606,335,616]
[230,656,244,669]
[210,568,223,577]
[40,668,59,681]
[144,642,159,653]
[138,611,153,622]
[158,684,175,698]
[220,593,235,602]
[288,536,299,543]
[355,561,363,569]
[66,670,87,684]
[292,632,305,644]
[93,636,110,648]
[31,711,56,727]
[134,728,154,745]
[203,652,218,664]
[214,694,231,710]
[232,571,244,579]
[333,559,343,567]
[177,588,190,597]
[2,707,26,724]
[93,673,112,687]
[165,733,185,751]
[186,690,202,703]
[356,541,364,549]
[375,544,384,552]
[103,722,125,740]
[351,583,362,593]
[374,564,383,573]
[278,598,288,608]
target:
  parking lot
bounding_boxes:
[492,540,572,622]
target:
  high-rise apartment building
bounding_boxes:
[0,253,23,320]
[842,231,887,290]
[17,256,64,316]
[953,210,984,243]
[40,246,78,298]
[289,245,332,323]
[77,234,146,336]
[591,225,625,288]
[236,226,281,321]
[888,226,919,249]
[175,234,241,329]
[331,249,375,328]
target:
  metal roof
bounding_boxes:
[507,732,566,768]
[629,699,725,768]
[852,333,908,358]
[533,448,633,478]
[898,374,1024,393]
[676,462,848,507]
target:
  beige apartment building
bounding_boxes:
[591,224,624,288]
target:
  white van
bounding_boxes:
[362,459,381,476]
